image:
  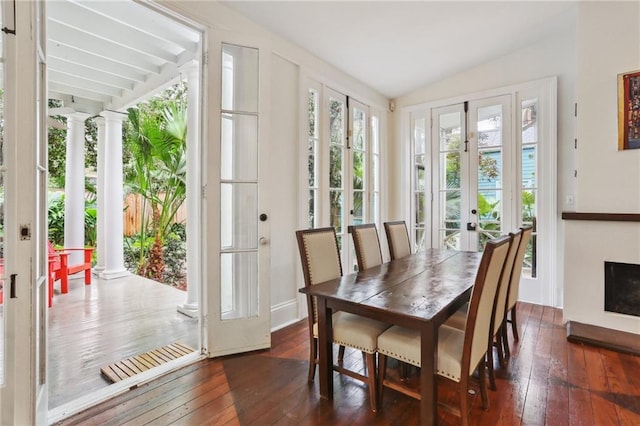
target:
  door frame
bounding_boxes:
[403,77,558,307]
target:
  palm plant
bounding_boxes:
[125,96,187,281]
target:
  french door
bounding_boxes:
[207,32,271,356]
[325,89,377,271]
[430,95,513,252]
[1,0,49,423]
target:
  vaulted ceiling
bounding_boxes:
[222,1,578,99]
[47,0,200,115]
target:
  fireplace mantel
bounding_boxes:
[562,212,640,222]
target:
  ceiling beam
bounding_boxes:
[48,57,135,91]
[48,20,165,73]
[49,82,113,104]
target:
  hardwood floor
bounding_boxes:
[48,274,199,408]
[56,303,640,425]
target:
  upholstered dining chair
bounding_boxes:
[348,223,383,271]
[503,226,533,357]
[376,235,511,425]
[383,220,411,260]
[296,227,390,411]
[444,230,521,390]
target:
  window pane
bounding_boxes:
[522,100,538,143]
[352,191,363,224]
[477,105,502,148]
[221,252,258,320]
[443,152,461,189]
[221,113,258,181]
[522,146,537,189]
[415,228,426,252]
[415,154,425,191]
[371,116,379,154]
[308,89,318,138]
[353,151,364,190]
[372,154,379,192]
[353,108,366,150]
[308,139,316,187]
[415,192,426,225]
[414,117,426,155]
[522,190,537,224]
[308,189,316,228]
[329,97,344,145]
[330,190,343,232]
[440,229,460,251]
[222,44,258,112]
[330,145,343,188]
[221,183,257,250]
[478,149,501,190]
[439,112,461,151]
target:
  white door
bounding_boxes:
[430,95,513,252]
[206,32,271,356]
[325,90,377,272]
[1,0,48,423]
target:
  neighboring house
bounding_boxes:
[2,1,638,424]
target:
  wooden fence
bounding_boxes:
[123,193,187,236]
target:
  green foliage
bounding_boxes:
[47,193,97,247]
[123,83,188,282]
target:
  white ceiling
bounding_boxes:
[222,1,577,99]
[47,0,200,115]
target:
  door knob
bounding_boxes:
[466,222,477,231]
[259,237,268,245]
[259,213,268,222]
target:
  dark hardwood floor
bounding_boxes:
[56,303,640,425]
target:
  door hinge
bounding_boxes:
[201,185,207,199]
[203,51,209,66]
[574,138,577,149]
[574,103,577,117]
[10,274,17,298]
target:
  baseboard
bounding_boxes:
[270,299,300,332]
[566,320,640,356]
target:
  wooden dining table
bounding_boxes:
[299,248,483,426]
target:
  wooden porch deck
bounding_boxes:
[48,273,199,409]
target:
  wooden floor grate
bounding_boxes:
[100,342,195,383]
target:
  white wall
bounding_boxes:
[563,1,640,335]
[163,1,389,330]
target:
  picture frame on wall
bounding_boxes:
[618,69,640,150]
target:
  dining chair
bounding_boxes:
[295,227,390,411]
[443,230,521,390]
[348,223,383,271]
[376,235,511,424]
[383,220,411,260]
[503,226,533,357]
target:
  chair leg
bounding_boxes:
[308,337,317,382]
[377,353,387,409]
[338,345,346,363]
[487,348,497,391]
[511,306,520,341]
[495,329,506,368]
[460,377,470,426]
[478,361,489,411]
[365,352,378,412]
[502,323,511,359]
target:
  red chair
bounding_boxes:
[48,241,93,307]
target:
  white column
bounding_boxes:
[63,113,91,266]
[99,111,129,279]
[178,60,201,318]
[93,117,106,275]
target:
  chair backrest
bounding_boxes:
[348,224,383,271]
[506,226,533,311]
[384,221,411,260]
[461,235,511,376]
[491,230,522,336]
[296,227,343,323]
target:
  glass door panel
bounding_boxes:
[220,44,259,321]
[328,92,346,261]
[432,95,511,252]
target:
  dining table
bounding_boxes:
[299,248,483,426]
